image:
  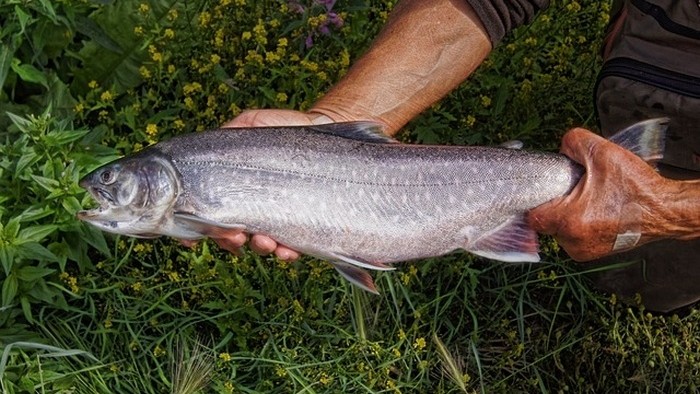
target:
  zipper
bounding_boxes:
[631,0,700,40]
[596,57,700,99]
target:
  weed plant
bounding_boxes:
[1,0,699,392]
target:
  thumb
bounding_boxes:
[527,196,568,235]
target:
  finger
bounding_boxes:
[214,232,248,255]
[527,197,567,235]
[559,128,609,164]
[179,239,198,248]
[222,109,313,128]
[275,245,301,261]
[249,234,278,255]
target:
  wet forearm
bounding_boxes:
[309,0,491,135]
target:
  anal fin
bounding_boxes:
[468,215,540,263]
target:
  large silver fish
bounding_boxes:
[77,119,666,292]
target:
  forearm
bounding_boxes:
[649,179,700,241]
[309,0,491,135]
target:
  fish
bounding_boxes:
[77,118,667,293]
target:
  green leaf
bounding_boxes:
[73,15,124,54]
[2,274,18,306]
[14,149,40,175]
[30,175,60,192]
[61,196,82,216]
[17,224,57,243]
[6,112,32,135]
[16,266,55,282]
[14,6,33,34]
[80,224,111,257]
[0,44,15,89]
[16,242,59,263]
[33,0,59,23]
[17,206,53,222]
[0,245,16,275]
[46,128,90,145]
[4,217,21,240]
[20,296,33,324]
[11,58,48,88]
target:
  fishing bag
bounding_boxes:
[595,0,700,174]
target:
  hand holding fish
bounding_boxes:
[528,127,700,261]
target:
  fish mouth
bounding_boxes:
[77,185,116,222]
[76,206,107,221]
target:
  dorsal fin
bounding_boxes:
[309,121,397,144]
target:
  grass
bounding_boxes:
[2,0,700,392]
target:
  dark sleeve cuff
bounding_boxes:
[465,0,550,46]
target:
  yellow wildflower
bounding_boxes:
[134,26,144,35]
[74,102,84,113]
[88,80,98,89]
[138,3,149,13]
[210,54,221,64]
[131,281,143,292]
[151,51,163,62]
[145,123,158,137]
[139,66,151,79]
[219,352,232,362]
[480,95,491,107]
[198,11,211,27]
[413,337,427,350]
[275,365,287,377]
[173,119,186,130]
[183,82,202,95]
[184,97,195,110]
[167,64,176,76]
[241,31,252,40]
[217,83,229,94]
[214,28,225,47]
[276,92,288,103]
[100,90,113,102]
[319,372,333,386]
[265,51,280,63]
[167,9,178,21]
[339,49,350,68]
[153,345,166,357]
[164,28,175,39]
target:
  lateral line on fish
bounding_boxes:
[173,160,547,188]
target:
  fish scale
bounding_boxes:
[77,119,667,293]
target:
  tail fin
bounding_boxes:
[608,118,668,162]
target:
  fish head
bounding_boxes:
[76,153,180,237]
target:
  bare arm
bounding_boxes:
[308,0,491,135]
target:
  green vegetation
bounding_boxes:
[1,0,699,392]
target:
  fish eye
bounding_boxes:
[100,170,116,185]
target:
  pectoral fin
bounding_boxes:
[331,261,379,294]
[173,212,246,238]
[467,215,540,263]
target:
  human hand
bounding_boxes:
[528,127,672,262]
